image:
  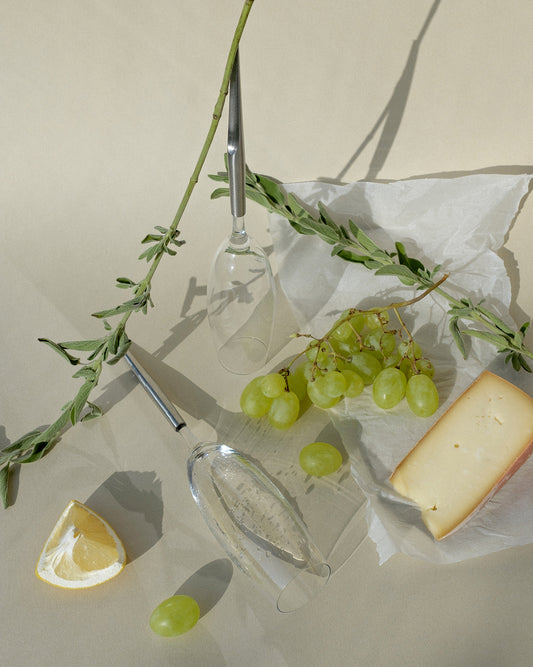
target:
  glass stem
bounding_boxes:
[230,215,249,248]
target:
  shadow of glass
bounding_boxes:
[85,470,163,561]
[174,558,233,618]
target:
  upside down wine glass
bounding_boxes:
[125,352,330,612]
[207,50,275,375]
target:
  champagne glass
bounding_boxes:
[207,50,275,375]
[125,352,330,612]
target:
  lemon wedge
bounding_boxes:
[36,500,126,589]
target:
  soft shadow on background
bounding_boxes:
[85,470,164,561]
[336,0,442,182]
[175,558,233,618]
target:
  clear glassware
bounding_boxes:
[207,49,275,375]
[207,217,275,374]
[188,443,330,613]
[125,353,329,613]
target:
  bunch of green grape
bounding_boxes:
[240,308,439,430]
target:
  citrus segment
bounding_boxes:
[36,500,126,588]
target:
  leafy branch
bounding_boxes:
[0,0,256,509]
[210,166,533,373]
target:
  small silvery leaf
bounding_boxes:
[0,464,10,509]
[449,319,466,358]
[81,401,102,422]
[210,187,230,200]
[38,338,80,365]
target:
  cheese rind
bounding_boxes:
[389,371,533,540]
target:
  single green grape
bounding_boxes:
[341,369,365,398]
[305,340,329,366]
[149,595,200,637]
[363,330,382,351]
[268,390,300,429]
[287,363,308,402]
[331,320,354,342]
[382,349,402,369]
[240,376,272,418]
[321,370,347,398]
[349,312,366,333]
[302,360,320,382]
[380,332,396,357]
[415,358,435,378]
[365,310,389,330]
[372,367,407,409]
[398,339,422,359]
[307,377,341,409]
[346,351,382,385]
[405,374,439,417]
[260,373,286,398]
[299,442,343,476]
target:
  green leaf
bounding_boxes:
[449,318,467,358]
[116,276,136,287]
[256,174,285,205]
[331,244,347,257]
[107,338,132,365]
[289,220,316,236]
[395,241,426,276]
[69,380,94,426]
[336,249,370,264]
[15,439,50,464]
[0,430,42,461]
[0,464,10,509]
[374,264,419,283]
[81,401,102,422]
[208,171,229,182]
[141,233,163,244]
[72,366,97,380]
[38,338,80,365]
[138,244,161,262]
[475,305,515,335]
[210,187,230,200]
[348,220,383,255]
[59,338,106,352]
[92,303,135,319]
[243,186,275,211]
[286,193,308,219]
[461,329,510,351]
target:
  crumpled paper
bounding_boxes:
[269,173,533,564]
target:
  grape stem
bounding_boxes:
[281,276,448,382]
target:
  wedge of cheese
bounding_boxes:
[390,371,533,540]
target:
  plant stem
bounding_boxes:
[0,0,256,509]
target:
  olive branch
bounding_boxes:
[210,166,533,372]
[0,0,256,509]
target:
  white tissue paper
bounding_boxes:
[269,173,533,564]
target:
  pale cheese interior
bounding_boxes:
[390,371,533,540]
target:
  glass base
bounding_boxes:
[216,336,268,375]
[276,562,331,613]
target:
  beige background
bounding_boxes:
[2,1,533,665]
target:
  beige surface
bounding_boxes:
[2,1,533,665]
